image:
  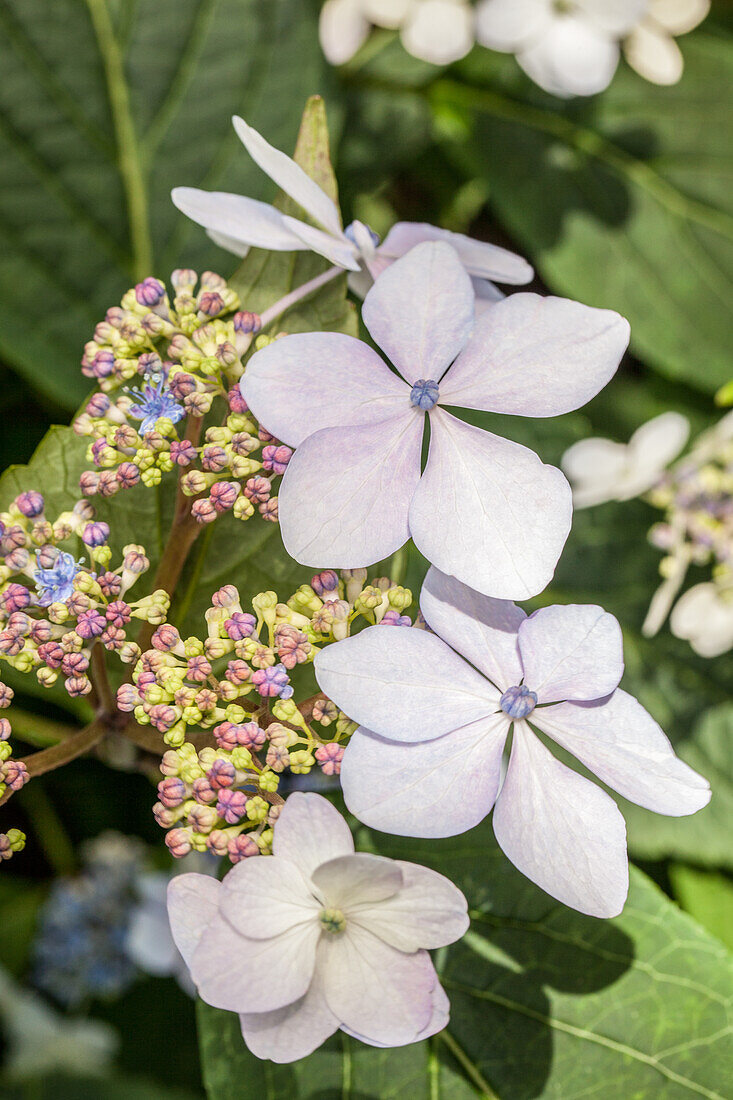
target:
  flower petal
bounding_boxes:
[341,981,450,1046]
[365,0,412,27]
[420,566,525,691]
[379,221,533,284]
[282,214,361,270]
[192,912,320,1013]
[278,413,424,568]
[493,723,629,917]
[241,332,410,447]
[312,853,403,909]
[401,0,474,65]
[439,294,629,417]
[239,960,338,1063]
[171,188,307,251]
[580,0,648,35]
[341,717,510,836]
[321,925,436,1044]
[670,583,733,657]
[624,22,684,84]
[232,116,343,237]
[315,624,500,743]
[207,228,251,258]
[220,857,320,940]
[517,604,624,702]
[166,873,221,968]
[475,0,553,50]
[519,17,620,97]
[647,0,710,35]
[561,437,629,507]
[533,691,711,815]
[319,0,371,65]
[409,409,572,599]
[273,792,354,880]
[362,242,475,384]
[628,412,689,474]
[351,860,469,950]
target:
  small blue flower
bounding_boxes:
[500,684,538,720]
[34,551,81,607]
[127,375,185,434]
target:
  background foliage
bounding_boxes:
[0,0,731,1097]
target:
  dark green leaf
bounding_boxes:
[671,864,733,952]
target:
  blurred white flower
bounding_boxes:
[0,965,117,1080]
[624,0,710,85]
[562,411,690,508]
[125,871,195,995]
[475,0,648,96]
[319,0,474,66]
[670,582,733,657]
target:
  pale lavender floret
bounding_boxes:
[252,663,293,699]
[135,277,166,307]
[128,375,185,434]
[166,793,469,1062]
[34,550,80,606]
[316,568,712,919]
[16,491,45,518]
[82,521,110,547]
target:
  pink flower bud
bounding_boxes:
[165,827,192,857]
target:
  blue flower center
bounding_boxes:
[344,220,380,251]
[410,379,440,411]
[500,685,537,720]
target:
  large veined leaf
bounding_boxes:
[433,31,733,394]
[197,821,733,1099]
[0,0,332,408]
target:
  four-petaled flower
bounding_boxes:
[242,241,630,599]
[127,375,185,434]
[34,551,80,607]
[167,792,468,1062]
[315,567,711,917]
[172,117,532,304]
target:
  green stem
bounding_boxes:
[4,708,78,749]
[16,781,77,876]
[85,0,153,279]
[438,1030,500,1099]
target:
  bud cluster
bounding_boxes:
[0,491,168,698]
[145,569,414,861]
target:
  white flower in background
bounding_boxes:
[172,116,532,305]
[320,0,475,67]
[475,0,648,96]
[242,241,630,600]
[0,965,117,1080]
[562,411,690,508]
[316,568,711,917]
[167,793,468,1062]
[670,583,733,657]
[624,0,710,85]
[125,871,195,995]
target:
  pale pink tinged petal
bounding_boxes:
[351,861,469,950]
[220,857,320,939]
[439,294,629,417]
[315,625,500,743]
[472,278,505,307]
[533,691,711,816]
[319,0,371,65]
[311,853,403,908]
[410,410,572,600]
[361,242,475,385]
[232,116,343,238]
[347,267,375,299]
[517,604,624,703]
[206,229,250,258]
[420,566,525,691]
[341,717,510,837]
[321,925,436,1044]
[647,0,710,34]
[239,962,339,1063]
[192,912,320,1013]
[561,437,628,508]
[624,23,684,84]
[282,215,361,271]
[171,188,307,252]
[278,413,424,568]
[580,0,648,35]
[401,0,474,65]
[342,981,450,1046]
[379,222,533,285]
[273,792,354,880]
[493,724,629,918]
[241,332,410,448]
[166,874,221,968]
[475,0,553,50]
[628,412,689,472]
[519,18,620,98]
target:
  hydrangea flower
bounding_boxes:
[127,374,185,434]
[242,241,629,599]
[670,583,733,658]
[167,792,468,1061]
[319,0,474,67]
[172,117,532,304]
[34,550,81,606]
[315,568,711,917]
[562,411,689,507]
[624,0,710,85]
[476,0,648,97]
